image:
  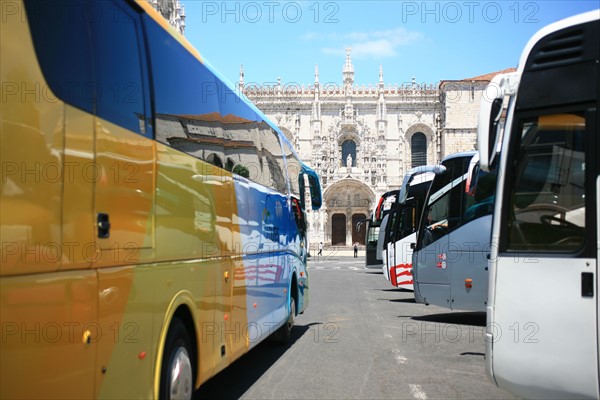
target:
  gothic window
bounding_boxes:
[206,154,223,168]
[225,158,235,171]
[341,140,357,167]
[411,132,427,167]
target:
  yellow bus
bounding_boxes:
[0,1,322,398]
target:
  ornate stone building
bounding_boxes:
[242,49,513,248]
[147,0,186,35]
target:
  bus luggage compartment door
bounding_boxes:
[413,231,450,307]
[447,215,491,311]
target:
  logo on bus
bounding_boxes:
[436,253,447,269]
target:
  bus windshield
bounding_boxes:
[507,112,586,251]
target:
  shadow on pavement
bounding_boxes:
[410,312,486,327]
[460,352,485,357]
[194,323,315,400]
[380,288,413,293]
[389,298,417,303]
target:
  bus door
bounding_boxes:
[92,0,155,266]
[365,216,381,267]
[90,2,158,392]
[388,202,416,288]
[377,191,399,263]
[383,203,401,281]
[447,157,495,311]
[493,111,598,398]
[414,156,470,307]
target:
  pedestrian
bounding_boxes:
[353,242,358,258]
[318,242,323,256]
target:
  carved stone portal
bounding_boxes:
[322,179,375,246]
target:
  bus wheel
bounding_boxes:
[276,296,295,344]
[160,318,194,400]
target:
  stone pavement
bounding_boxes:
[308,246,364,258]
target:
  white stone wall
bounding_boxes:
[439,81,489,157]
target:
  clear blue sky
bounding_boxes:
[184,1,599,87]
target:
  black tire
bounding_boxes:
[275,296,295,344]
[159,317,194,400]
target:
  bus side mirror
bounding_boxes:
[300,165,322,211]
[477,72,519,171]
[308,174,322,210]
[356,219,366,233]
[399,165,446,205]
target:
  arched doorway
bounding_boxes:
[331,214,346,245]
[323,178,376,247]
[352,213,367,245]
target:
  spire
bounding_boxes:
[343,48,354,97]
[377,65,387,122]
[179,2,186,34]
[312,64,321,121]
[238,65,244,92]
[378,64,385,91]
[343,48,354,74]
[276,77,282,98]
[342,48,354,86]
[311,97,321,121]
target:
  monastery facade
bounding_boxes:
[146,0,508,248]
[242,49,512,248]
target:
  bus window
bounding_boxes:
[463,167,496,224]
[419,157,466,248]
[367,222,380,249]
[92,1,151,137]
[507,112,586,252]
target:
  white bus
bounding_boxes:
[382,168,438,290]
[412,152,497,311]
[365,190,398,268]
[477,10,599,399]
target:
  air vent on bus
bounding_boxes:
[529,29,584,70]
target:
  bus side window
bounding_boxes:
[419,157,469,248]
[464,169,497,223]
[23,1,93,112]
[92,1,151,137]
[258,128,287,193]
[291,197,306,235]
[398,203,416,239]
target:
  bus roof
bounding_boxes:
[134,0,320,184]
[517,10,599,76]
[441,150,478,162]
